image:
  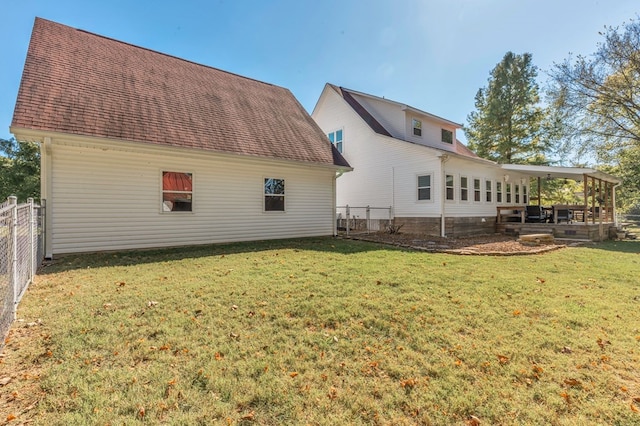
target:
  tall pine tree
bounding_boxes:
[465,52,548,164]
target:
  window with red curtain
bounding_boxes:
[162,171,193,212]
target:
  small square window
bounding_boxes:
[264,178,285,211]
[441,129,453,144]
[412,119,422,137]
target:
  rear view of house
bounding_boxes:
[11,18,350,257]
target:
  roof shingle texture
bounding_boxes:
[13,18,349,167]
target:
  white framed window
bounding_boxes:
[515,184,520,203]
[496,181,503,203]
[473,178,481,202]
[445,174,454,201]
[523,185,528,204]
[412,119,422,137]
[506,183,512,203]
[485,179,492,203]
[162,171,193,212]
[328,129,343,153]
[441,129,453,144]
[460,176,468,201]
[264,178,285,212]
[417,174,432,201]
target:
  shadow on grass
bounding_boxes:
[580,238,640,254]
[38,236,398,275]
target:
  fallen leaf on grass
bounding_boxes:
[631,403,639,413]
[137,406,145,419]
[241,411,255,421]
[215,352,224,361]
[6,414,16,422]
[536,277,546,284]
[147,301,158,308]
[0,377,11,386]
[513,310,522,316]
[561,346,572,354]
[564,378,581,387]
[497,354,510,364]
[466,415,481,425]
[289,372,298,378]
[633,397,640,403]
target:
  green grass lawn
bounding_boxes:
[2,236,640,425]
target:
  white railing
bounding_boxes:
[1,197,44,351]
[336,205,393,236]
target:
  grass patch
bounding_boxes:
[2,237,640,424]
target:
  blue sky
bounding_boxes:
[2,0,639,144]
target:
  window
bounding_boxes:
[162,171,193,212]
[515,184,520,203]
[328,129,343,153]
[441,129,453,144]
[412,119,422,137]
[460,176,468,201]
[485,180,492,202]
[496,182,503,203]
[523,185,528,204]
[446,174,454,201]
[264,178,285,211]
[417,175,431,201]
[506,183,512,203]
[473,178,481,202]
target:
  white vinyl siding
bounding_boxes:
[48,141,336,254]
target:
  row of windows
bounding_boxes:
[412,119,453,144]
[417,174,528,204]
[162,171,285,212]
[328,122,454,155]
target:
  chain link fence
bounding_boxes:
[1,196,44,351]
[336,205,394,235]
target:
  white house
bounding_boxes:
[312,84,621,238]
[10,19,351,257]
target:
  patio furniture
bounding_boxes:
[525,205,548,223]
[553,206,573,223]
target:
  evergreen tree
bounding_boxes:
[465,52,548,164]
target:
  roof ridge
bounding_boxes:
[37,17,279,90]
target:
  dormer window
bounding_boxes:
[441,129,453,144]
[412,119,422,137]
[328,129,343,153]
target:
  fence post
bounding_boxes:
[28,198,35,279]
[345,205,350,237]
[366,206,370,234]
[9,196,18,320]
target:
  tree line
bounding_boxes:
[465,17,640,213]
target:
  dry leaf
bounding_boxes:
[631,403,639,413]
[536,277,546,284]
[241,411,255,421]
[561,346,572,354]
[215,352,224,361]
[564,378,581,387]
[513,310,522,316]
[497,354,510,364]
[6,413,16,422]
[289,372,298,378]
[467,415,481,425]
[137,406,145,419]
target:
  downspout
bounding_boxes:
[439,154,449,237]
[42,137,53,259]
[333,171,344,236]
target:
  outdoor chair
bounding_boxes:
[554,207,573,223]
[525,205,548,223]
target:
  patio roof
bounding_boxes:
[501,164,622,185]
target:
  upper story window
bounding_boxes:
[441,129,453,144]
[162,171,193,212]
[412,119,422,137]
[264,178,285,212]
[445,174,454,201]
[328,129,343,153]
[460,176,468,201]
[417,174,432,201]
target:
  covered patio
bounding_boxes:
[496,165,622,241]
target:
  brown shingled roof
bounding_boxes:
[12,18,349,168]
